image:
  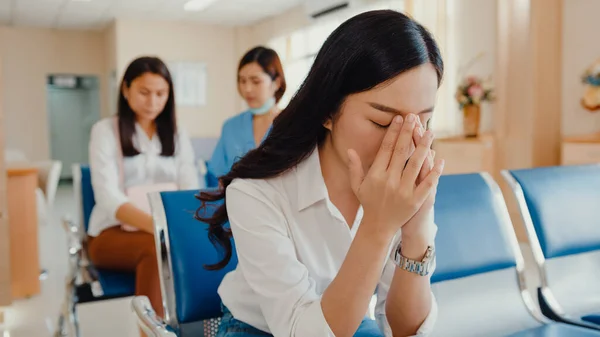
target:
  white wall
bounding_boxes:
[235,6,309,56]
[562,0,600,136]
[103,21,117,117]
[114,19,238,138]
[1,19,240,160]
[447,0,497,134]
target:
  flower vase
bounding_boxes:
[463,104,481,138]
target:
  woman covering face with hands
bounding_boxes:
[347,114,442,251]
[198,10,443,337]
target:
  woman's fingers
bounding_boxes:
[347,149,365,196]
[414,158,445,205]
[413,118,424,144]
[389,114,417,174]
[411,123,421,159]
[371,115,403,173]
[401,130,435,189]
[418,149,435,183]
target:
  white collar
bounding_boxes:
[295,147,329,211]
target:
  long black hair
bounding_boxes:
[118,56,177,157]
[238,46,287,103]
[197,10,444,270]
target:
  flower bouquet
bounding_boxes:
[455,76,494,137]
[581,59,600,112]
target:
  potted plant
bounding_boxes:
[581,59,600,112]
[455,76,494,137]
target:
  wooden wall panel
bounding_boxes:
[494,0,563,242]
[0,53,12,310]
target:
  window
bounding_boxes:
[269,0,459,135]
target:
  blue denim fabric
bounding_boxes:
[217,306,384,337]
[216,306,271,337]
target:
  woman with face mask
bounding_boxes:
[206,47,286,186]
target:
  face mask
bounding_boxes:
[248,97,276,116]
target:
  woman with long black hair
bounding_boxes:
[199,10,444,337]
[88,56,199,319]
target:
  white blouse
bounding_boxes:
[87,117,199,236]
[219,147,437,337]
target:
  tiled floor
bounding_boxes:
[0,184,542,337]
[1,185,139,337]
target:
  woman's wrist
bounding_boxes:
[399,232,432,260]
[357,217,397,246]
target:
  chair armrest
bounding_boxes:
[32,160,62,206]
[132,296,177,337]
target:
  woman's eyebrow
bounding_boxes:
[368,102,434,115]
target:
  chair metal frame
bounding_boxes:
[501,169,600,330]
[132,296,176,337]
[54,164,113,337]
[134,190,227,337]
[152,190,180,329]
[477,173,547,324]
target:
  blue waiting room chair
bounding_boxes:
[430,172,600,337]
[135,174,600,337]
[55,164,136,337]
[132,189,237,337]
[503,165,600,330]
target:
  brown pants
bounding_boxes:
[87,226,164,318]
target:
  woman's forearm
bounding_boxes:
[385,237,432,335]
[321,222,394,337]
[115,203,154,234]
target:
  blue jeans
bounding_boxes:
[217,306,384,337]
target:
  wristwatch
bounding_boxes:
[391,242,435,276]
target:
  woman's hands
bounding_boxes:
[347,114,444,240]
[401,118,439,257]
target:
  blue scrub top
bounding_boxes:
[206,111,270,187]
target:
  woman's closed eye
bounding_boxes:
[372,120,392,128]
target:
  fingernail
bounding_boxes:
[418,127,424,136]
[394,115,403,124]
[407,114,415,122]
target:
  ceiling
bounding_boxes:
[0,0,304,29]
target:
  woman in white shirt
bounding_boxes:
[199,10,444,337]
[87,56,199,319]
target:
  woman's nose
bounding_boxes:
[149,95,160,107]
[241,83,253,93]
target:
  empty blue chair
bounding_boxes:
[430,172,600,337]
[133,189,237,337]
[503,165,600,329]
[55,164,135,336]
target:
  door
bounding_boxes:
[47,76,100,180]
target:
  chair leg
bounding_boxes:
[55,253,80,337]
[54,294,70,337]
[70,298,80,337]
[54,273,72,336]
[55,313,68,337]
